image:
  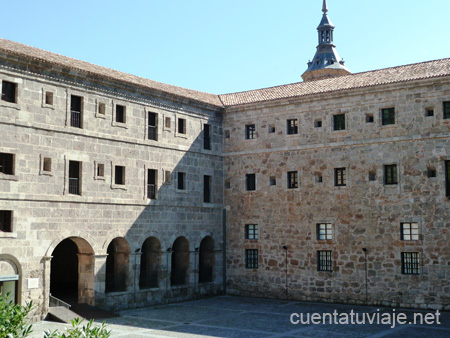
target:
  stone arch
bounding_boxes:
[171,236,190,286]
[198,236,215,283]
[0,254,22,304]
[105,237,130,293]
[45,231,96,257]
[139,237,161,289]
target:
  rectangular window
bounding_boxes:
[287,171,298,189]
[164,170,171,183]
[0,211,12,233]
[148,112,158,141]
[381,107,395,125]
[401,252,420,275]
[114,165,125,185]
[1,81,17,103]
[97,163,104,177]
[333,114,346,131]
[401,223,419,241]
[334,168,346,186]
[204,123,211,150]
[426,108,434,117]
[147,169,157,199]
[245,224,259,240]
[45,91,54,105]
[384,164,398,185]
[68,160,81,195]
[246,173,256,191]
[245,249,258,269]
[178,118,186,134]
[287,119,298,135]
[446,161,450,198]
[268,125,276,133]
[317,250,332,271]
[245,124,256,139]
[317,223,333,240]
[444,102,450,119]
[43,157,52,173]
[366,114,374,123]
[269,176,276,186]
[0,153,14,175]
[177,172,186,190]
[116,105,126,123]
[98,102,106,115]
[165,116,171,129]
[203,175,211,203]
[315,120,322,128]
[70,95,82,128]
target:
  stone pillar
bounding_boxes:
[130,252,142,306]
[77,253,95,305]
[93,254,108,306]
[42,256,52,316]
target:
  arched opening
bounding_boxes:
[171,237,189,286]
[199,236,215,283]
[50,237,94,305]
[105,237,130,293]
[139,237,161,289]
[0,255,21,304]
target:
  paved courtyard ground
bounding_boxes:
[30,296,450,338]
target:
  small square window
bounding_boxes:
[246,173,256,191]
[97,163,105,177]
[45,91,53,105]
[1,81,17,103]
[245,249,258,269]
[245,224,259,240]
[43,157,52,172]
[287,171,298,189]
[426,108,434,117]
[178,118,186,134]
[427,167,436,178]
[384,164,398,185]
[366,114,374,123]
[98,102,106,115]
[333,114,346,131]
[114,165,125,185]
[401,252,420,275]
[317,223,333,240]
[334,168,346,186]
[177,172,186,190]
[315,120,322,128]
[401,223,419,241]
[369,171,377,181]
[315,175,323,183]
[225,130,231,139]
[287,119,298,135]
[381,107,395,125]
[0,210,12,233]
[269,176,276,186]
[245,124,256,139]
[317,250,332,271]
[116,105,126,123]
[164,170,171,183]
[225,179,231,189]
[268,125,276,133]
[0,153,15,175]
[443,102,450,119]
[165,117,171,129]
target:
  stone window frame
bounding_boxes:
[317,250,333,272]
[111,100,128,129]
[400,252,421,275]
[245,123,257,140]
[0,76,22,110]
[66,89,85,129]
[383,162,400,186]
[94,161,106,181]
[39,154,53,176]
[400,221,422,241]
[332,113,346,131]
[111,161,127,190]
[245,224,259,240]
[283,170,300,191]
[95,99,108,119]
[175,114,188,138]
[245,173,257,192]
[144,165,159,200]
[41,86,56,109]
[443,101,450,120]
[380,106,397,127]
[0,210,17,238]
[334,167,347,187]
[163,114,172,132]
[63,156,83,196]
[245,249,258,269]
[287,170,299,189]
[286,118,299,135]
[0,150,19,182]
[176,170,188,194]
[316,223,333,241]
[145,107,160,142]
[202,122,213,152]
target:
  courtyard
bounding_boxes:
[29,296,450,338]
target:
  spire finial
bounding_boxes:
[322,0,328,14]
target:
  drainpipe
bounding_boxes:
[222,208,227,294]
[283,246,288,299]
[362,248,368,304]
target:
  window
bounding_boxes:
[317,250,332,271]
[366,114,374,123]
[68,160,81,195]
[268,125,276,133]
[287,171,298,189]
[224,130,231,139]
[1,81,17,103]
[98,102,106,115]
[147,169,157,199]
[148,112,158,141]
[333,114,345,131]
[444,102,450,119]
[287,119,298,135]
[114,165,125,185]
[381,107,395,125]
[177,172,186,190]
[165,116,171,129]
[0,211,12,232]
[204,175,211,203]
[426,108,434,117]
[116,105,126,123]
[246,174,256,191]
[334,168,346,186]
[43,157,52,173]
[70,95,82,128]
[401,252,420,275]
[96,163,104,178]
[315,120,322,128]
[164,170,171,183]
[178,118,186,134]
[317,223,333,240]
[269,176,276,186]
[427,167,436,178]
[445,161,450,198]
[384,164,398,185]
[245,249,258,269]
[245,124,256,139]
[315,174,323,183]
[225,179,231,189]
[204,124,211,150]
[0,153,14,175]
[245,224,259,240]
[369,171,377,181]
[401,223,419,241]
[45,91,53,105]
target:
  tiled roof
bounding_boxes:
[0,38,223,108]
[219,58,450,107]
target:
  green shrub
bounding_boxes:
[0,293,33,338]
[44,318,111,338]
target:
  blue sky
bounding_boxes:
[1,0,449,94]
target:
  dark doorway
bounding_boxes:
[140,237,161,289]
[171,237,190,286]
[199,236,215,283]
[105,237,130,293]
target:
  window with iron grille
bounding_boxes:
[245,224,258,240]
[245,124,256,139]
[287,171,298,189]
[116,105,126,123]
[70,95,82,128]
[204,124,211,150]
[68,160,81,195]
[147,169,157,199]
[287,119,298,135]
[401,252,420,275]
[177,172,186,190]
[401,223,419,241]
[0,211,12,232]
[333,114,345,131]
[246,173,256,191]
[245,249,258,269]
[384,164,398,185]
[317,223,333,240]
[0,153,14,175]
[178,118,186,134]
[317,250,332,271]
[444,102,450,119]
[381,108,395,125]
[204,175,211,203]
[147,112,158,141]
[114,165,125,185]
[334,168,346,186]
[1,81,17,103]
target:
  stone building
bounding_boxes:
[1,0,450,320]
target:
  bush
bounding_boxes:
[0,293,33,338]
[44,318,111,338]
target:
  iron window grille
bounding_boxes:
[245,124,256,139]
[444,102,450,119]
[381,108,395,125]
[204,124,211,150]
[334,168,347,186]
[401,252,420,275]
[0,210,12,232]
[287,171,298,189]
[245,224,259,240]
[333,114,346,131]
[68,160,81,195]
[0,153,14,175]
[287,119,298,135]
[384,164,398,185]
[246,174,256,191]
[147,169,157,199]
[317,223,333,240]
[1,81,17,103]
[204,175,211,203]
[70,95,82,128]
[401,223,419,241]
[317,250,333,271]
[245,249,258,269]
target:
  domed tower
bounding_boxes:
[301,0,351,81]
